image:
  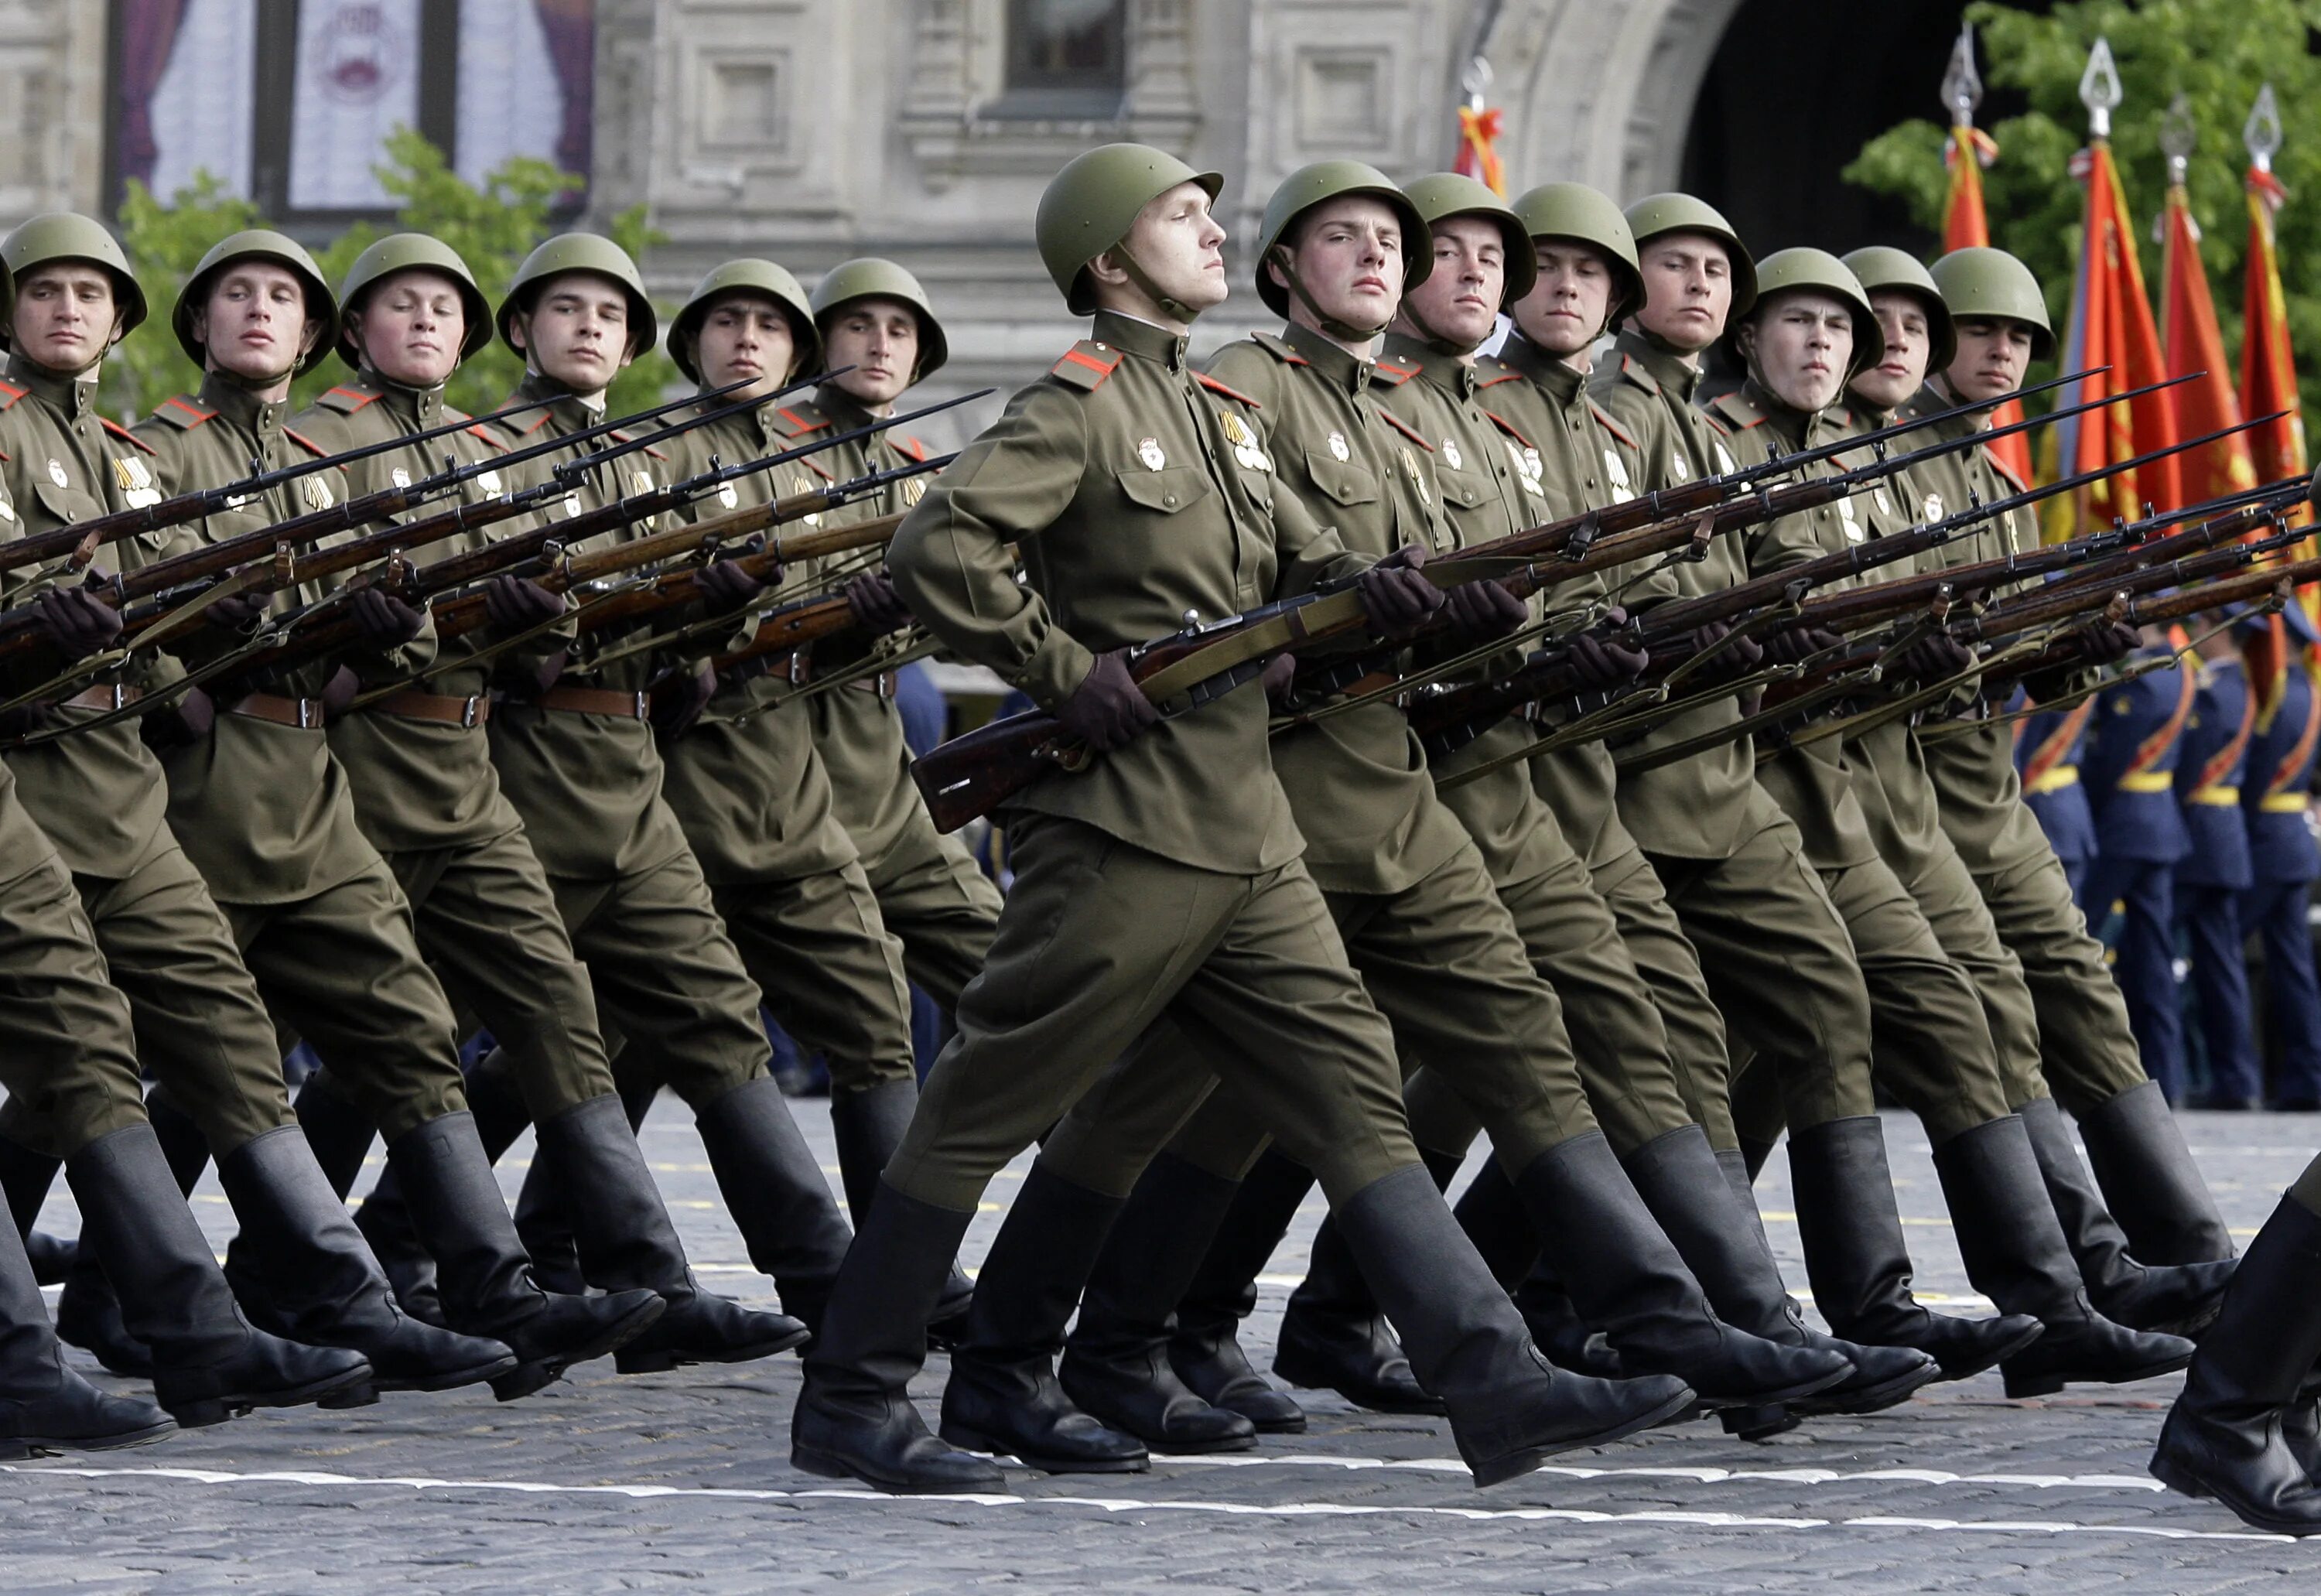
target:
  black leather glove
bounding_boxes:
[0,703,53,739]
[1690,620,1764,679]
[140,685,214,750]
[1356,545,1442,638]
[1442,578,1529,642]
[36,588,123,660]
[351,588,426,649]
[1564,630,1650,693]
[320,665,361,721]
[203,588,269,634]
[1892,632,1973,682]
[845,570,913,636]
[484,576,569,634]
[1260,653,1299,706]
[698,558,768,616]
[1763,625,1844,666]
[2068,619,2139,667]
[1056,648,1159,753]
[651,661,720,740]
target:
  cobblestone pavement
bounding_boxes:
[7,1104,2319,1594]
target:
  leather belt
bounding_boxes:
[2025,764,2080,795]
[532,685,651,719]
[63,684,143,711]
[2264,793,2310,812]
[2117,771,2175,794]
[729,648,813,688]
[2188,784,2242,807]
[371,689,490,727]
[845,670,900,700]
[228,692,326,729]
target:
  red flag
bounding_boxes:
[2159,185,2256,508]
[1943,121,2035,484]
[2241,160,2312,699]
[2043,140,2180,541]
[1454,105,1505,198]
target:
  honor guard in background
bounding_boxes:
[2176,624,2260,1108]
[2017,699,2099,897]
[2079,634,2199,1100]
[2236,605,2321,1109]
[791,142,1699,1497]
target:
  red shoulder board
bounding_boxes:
[0,379,26,410]
[1475,367,1524,389]
[464,423,509,452]
[157,395,216,427]
[1987,448,2029,494]
[1371,360,1420,387]
[1193,371,1262,408]
[892,433,928,463]
[1050,341,1123,391]
[323,385,378,412]
[1588,402,1638,451]
[1375,408,1433,450]
[101,416,157,453]
[515,412,555,437]
[777,406,829,433]
[1708,394,1766,431]
[283,427,335,460]
[607,427,669,463]
[1482,408,1534,449]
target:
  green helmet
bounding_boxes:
[1512,182,1645,331]
[497,233,656,361]
[1929,246,2056,361]
[668,258,820,386]
[0,213,145,350]
[1841,245,1956,379]
[173,229,337,377]
[1402,173,1538,309]
[1622,193,1757,318]
[811,258,948,383]
[335,233,491,369]
[1728,247,1885,382]
[1036,143,1224,316]
[1252,160,1431,322]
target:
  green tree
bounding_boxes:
[1845,0,2321,429]
[110,127,675,422]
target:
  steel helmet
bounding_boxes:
[335,233,492,368]
[1,214,145,351]
[1512,181,1645,330]
[1036,142,1224,316]
[497,233,657,361]
[1403,172,1538,309]
[173,229,337,376]
[1253,160,1432,323]
[1928,246,2056,361]
[1728,247,1885,381]
[1841,244,1957,378]
[1623,193,1758,318]
[811,257,948,383]
[667,258,820,385]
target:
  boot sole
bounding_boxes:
[2149,1451,2321,1534]
[1933,1321,2049,1383]
[371,1352,523,1396]
[1691,1363,1852,1413]
[491,1297,668,1402]
[1719,1403,1803,1441]
[1220,1403,1307,1434]
[789,1440,1007,1495]
[1273,1345,1446,1416]
[1468,1385,1698,1488]
[616,1324,812,1375]
[5,1419,177,1455]
[2002,1349,2195,1400]
[937,1420,1151,1475]
[1796,1357,1947,1418]
[165,1362,377,1428]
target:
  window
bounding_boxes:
[999,0,1126,117]
[108,0,595,220]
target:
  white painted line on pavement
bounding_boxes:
[0,1463,2295,1544]
[1160,1454,2169,1490]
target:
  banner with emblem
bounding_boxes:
[2239,85,2317,656]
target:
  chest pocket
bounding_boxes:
[1433,463,1490,511]
[1116,463,1212,516]
[1301,453,1380,509]
[29,475,104,536]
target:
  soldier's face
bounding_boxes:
[1740,290,1854,412]
[1947,317,2036,404]
[1634,234,1733,354]
[1275,197,1403,342]
[1401,217,1506,352]
[352,268,467,388]
[194,261,323,386]
[1851,290,1931,412]
[1091,181,1229,323]
[694,293,798,401]
[1513,241,1615,358]
[512,272,634,398]
[11,263,121,376]
[822,299,922,408]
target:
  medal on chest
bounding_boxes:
[791,470,822,525]
[300,475,334,511]
[1441,438,1464,471]
[1507,440,1545,499]
[390,466,412,489]
[1399,446,1430,508]
[1922,490,1943,523]
[1836,495,1865,544]
[1138,437,1167,471]
[46,459,67,488]
[111,454,161,509]
[1602,448,1633,504]
[901,477,927,506]
[1221,409,1271,473]
[1327,430,1350,462]
[719,480,740,509]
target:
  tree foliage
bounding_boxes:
[106,128,674,422]
[1844,0,2321,426]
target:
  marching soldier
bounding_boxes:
[2237,604,2321,1110]
[790,143,1699,1496]
[2176,626,2260,1108]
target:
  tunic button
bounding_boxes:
[1164,494,1177,507]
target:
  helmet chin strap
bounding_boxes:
[1399,294,1483,357]
[1107,244,1202,327]
[1270,247,1390,344]
[206,361,296,395]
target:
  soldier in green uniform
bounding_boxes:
[790,143,1698,1495]
[1835,244,2229,1334]
[1914,246,2235,1269]
[135,230,795,1380]
[931,162,1857,1472]
[1710,247,2193,1393]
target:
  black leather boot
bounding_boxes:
[217,1126,517,1398]
[831,1078,973,1347]
[2020,1097,2232,1336]
[143,1088,214,1195]
[54,1244,151,1378]
[692,1078,856,1335]
[509,1065,657,1297]
[1516,1132,1851,1411]
[23,1232,72,1287]
[791,1180,1006,1493]
[292,1071,379,1197]
[1457,1156,1623,1378]
[1057,1154,1259,1453]
[0,1217,173,1458]
[0,1135,74,1283]
[69,1124,374,1427]
[1625,1135,1936,1438]
[1787,1116,2045,1379]
[1930,1116,2195,1399]
[941,1165,1147,1471]
[2077,1081,2236,1265]
[1329,1164,1696,1486]
[2149,1191,2321,1533]
[1164,1150,1310,1432]
[1273,1147,1466,1416]
[530,1095,809,1374]
[386,1112,663,1401]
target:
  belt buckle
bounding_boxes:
[297,697,318,730]
[461,695,483,730]
[108,684,126,712]
[876,671,897,702]
[786,651,810,685]
[632,691,649,720]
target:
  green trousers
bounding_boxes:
[1977,843,2150,1115]
[860,809,1003,1015]
[885,815,1418,1212]
[0,849,152,1157]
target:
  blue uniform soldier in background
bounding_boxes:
[2174,630,2259,1110]
[2237,605,2321,1112]
[2016,695,2098,899]
[2079,640,2197,1100]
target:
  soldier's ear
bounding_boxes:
[296,316,326,363]
[507,311,531,355]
